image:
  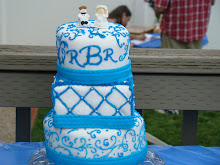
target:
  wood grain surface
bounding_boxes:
[1,45,220,73]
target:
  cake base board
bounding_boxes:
[28,147,165,165]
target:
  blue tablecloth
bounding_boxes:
[0,142,219,165]
[134,33,208,48]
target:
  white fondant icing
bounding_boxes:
[73,101,93,115]
[59,89,80,107]
[44,111,146,159]
[53,99,68,115]
[53,85,132,116]
[56,21,130,70]
[97,102,116,116]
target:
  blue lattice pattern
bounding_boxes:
[51,74,135,117]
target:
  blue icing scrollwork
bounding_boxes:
[61,136,97,158]
[62,136,85,148]
[57,40,68,65]
[118,152,124,157]
[134,124,146,150]
[87,130,101,138]
[116,129,122,136]
[107,25,127,48]
[67,129,78,134]
[44,130,59,148]
[44,110,147,159]
[103,139,110,146]
[95,136,117,150]
[66,23,76,30]
[56,21,130,67]
[43,113,53,128]
[56,25,65,34]
[119,37,130,61]
[88,27,106,39]
[54,145,73,156]
[66,28,85,40]
[107,25,130,61]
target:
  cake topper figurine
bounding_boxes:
[78,6,90,26]
[94,5,108,28]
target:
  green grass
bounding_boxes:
[144,110,220,146]
[144,110,182,146]
[31,108,50,142]
[31,108,220,146]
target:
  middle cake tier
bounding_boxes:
[51,74,135,129]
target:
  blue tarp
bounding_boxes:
[0,142,219,165]
[134,33,208,48]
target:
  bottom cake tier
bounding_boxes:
[43,110,147,165]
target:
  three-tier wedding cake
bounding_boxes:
[43,5,147,165]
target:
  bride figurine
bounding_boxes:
[94,5,108,28]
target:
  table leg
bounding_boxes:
[182,110,198,145]
[16,107,31,142]
[136,109,143,116]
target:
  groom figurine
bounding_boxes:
[78,6,90,26]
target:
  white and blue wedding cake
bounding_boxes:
[43,6,147,165]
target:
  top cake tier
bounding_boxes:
[56,21,130,70]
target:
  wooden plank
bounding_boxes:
[1,72,220,110]
[1,45,219,58]
[145,132,168,146]
[1,45,219,109]
[0,45,56,71]
[16,107,31,142]
[182,110,198,145]
[0,72,54,107]
[0,45,220,74]
[134,74,220,111]
[131,48,220,74]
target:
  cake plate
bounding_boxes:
[28,148,165,165]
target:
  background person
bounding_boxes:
[154,0,215,49]
[107,5,146,42]
[154,0,214,115]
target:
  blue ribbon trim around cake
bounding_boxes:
[45,143,148,165]
[53,114,135,129]
[56,61,131,85]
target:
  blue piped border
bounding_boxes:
[53,114,135,129]
[57,61,131,85]
[45,143,147,165]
